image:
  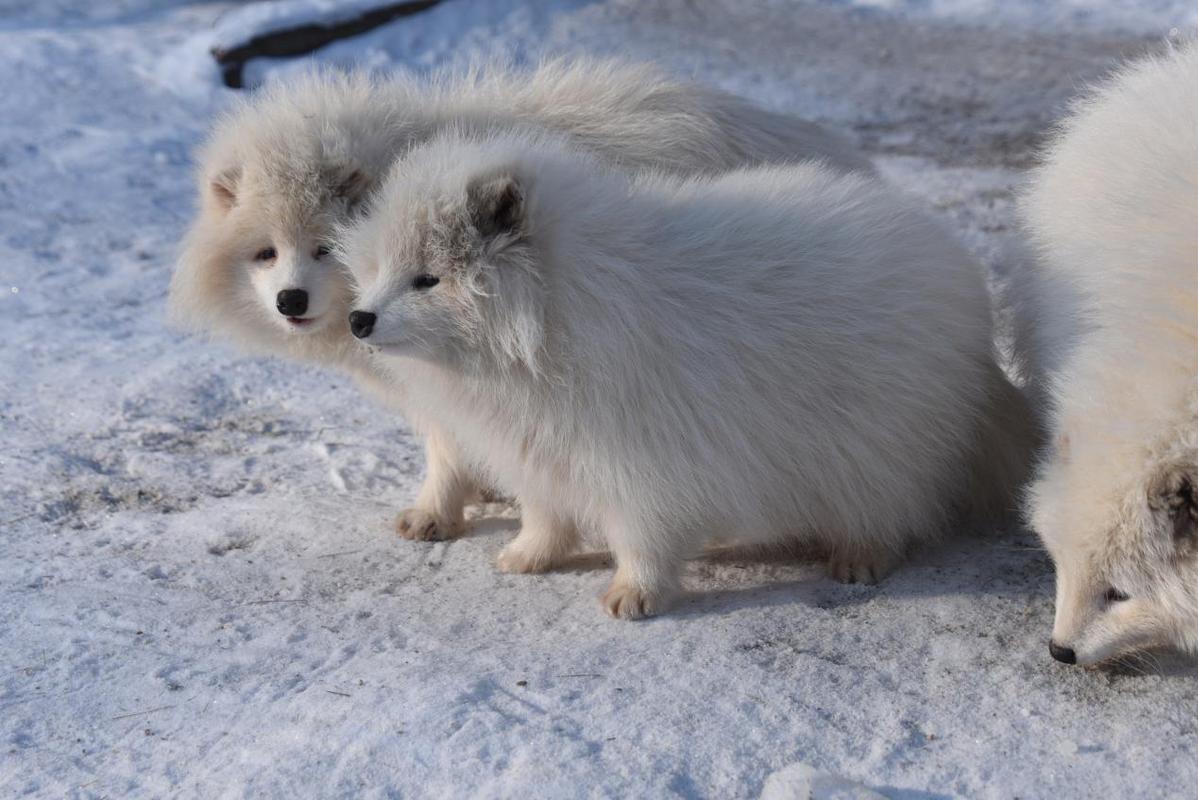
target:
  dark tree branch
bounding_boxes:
[211,0,443,89]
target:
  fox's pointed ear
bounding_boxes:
[1151,467,1198,550]
[331,166,374,210]
[209,167,240,212]
[466,172,526,245]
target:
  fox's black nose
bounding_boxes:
[276,289,309,317]
[349,310,376,339]
[1049,641,1077,664]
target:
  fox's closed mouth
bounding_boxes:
[287,316,317,326]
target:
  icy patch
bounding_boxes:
[842,0,1198,33]
[760,763,886,800]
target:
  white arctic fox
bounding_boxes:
[344,130,1035,619]
[169,58,873,542]
[1019,43,1198,666]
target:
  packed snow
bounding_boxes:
[2,1,1196,797]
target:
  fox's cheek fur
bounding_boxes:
[1050,545,1190,664]
[1065,602,1171,666]
[358,283,475,361]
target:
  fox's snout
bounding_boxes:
[349,310,376,339]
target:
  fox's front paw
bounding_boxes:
[826,547,898,585]
[496,539,554,574]
[395,508,461,542]
[601,578,670,620]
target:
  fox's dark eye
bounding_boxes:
[313,245,331,259]
[412,274,440,290]
[1104,587,1131,604]
[254,247,277,262]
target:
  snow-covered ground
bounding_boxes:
[3,1,1197,797]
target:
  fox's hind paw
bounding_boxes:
[826,546,898,585]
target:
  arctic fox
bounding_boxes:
[169,59,873,542]
[1019,43,1198,666]
[344,130,1035,618]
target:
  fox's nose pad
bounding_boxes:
[349,310,377,339]
[1049,641,1077,664]
[276,289,309,317]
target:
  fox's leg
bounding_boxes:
[601,515,688,620]
[396,428,476,541]
[496,499,580,573]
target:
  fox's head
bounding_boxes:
[341,133,551,373]
[1030,426,1198,666]
[169,71,399,364]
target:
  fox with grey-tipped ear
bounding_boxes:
[343,128,1036,619]
[1015,41,1198,667]
[169,57,874,545]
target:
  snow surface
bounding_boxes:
[3,1,1197,798]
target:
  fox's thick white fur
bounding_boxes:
[346,130,1035,619]
[169,58,872,541]
[1019,43,1198,665]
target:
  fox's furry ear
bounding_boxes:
[1150,467,1198,549]
[466,172,526,247]
[330,166,373,210]
[209,167,240,212]
[465,171,539,366]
